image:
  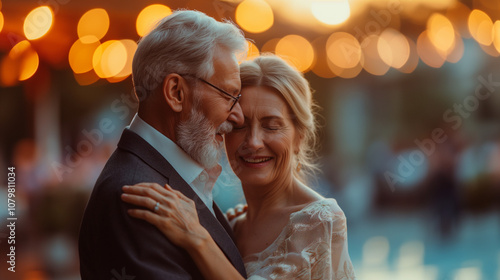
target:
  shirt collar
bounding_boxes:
[127,114,204,185]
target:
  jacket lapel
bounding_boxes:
[213,202,237,241]
[117,129,247,277]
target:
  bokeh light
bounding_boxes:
[1,40,39,85]
[328,60,362,79]
[24,6,53,40]
[326,32,361,69]
[136,4,172,37]
[468,9,493,46]
[0,12,4,33]
[427,13,455,53]
[377,28,410,69]
[19,49,39,81]
[246,40,260,61]
[454,267,482,280]
[445,1,471,39]
[446,33,464,63]
[417,30,445,68]
[68,36,101,74]
[311,0,350,25]
[397,241,425,269]
[236,0,274,33]
[107,39,138,82]
[74,70,100,86]
[78,9,109,44]
[361,35,390,76]
[261,38,280,53]
[93,40,128,78]
[493,21,500,53]
[397,37,419,74]
[9,43,25,60]
[362,236,390,266]
[275,35,314,72]
[311,37,336,78]
[10,40,39,81]
[479,42,500,57]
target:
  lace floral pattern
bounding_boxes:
[244,199,356,280]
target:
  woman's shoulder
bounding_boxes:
[291,198,347,230]
[300,198,344,215]
[292,181,345,221]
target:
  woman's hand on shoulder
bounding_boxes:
[121,182,210,250]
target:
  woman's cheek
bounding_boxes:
[224,134,242,169]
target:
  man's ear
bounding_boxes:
[162,74,186,112]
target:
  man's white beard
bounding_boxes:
[177,108,233,169]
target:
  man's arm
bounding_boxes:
[79,169,203,279]
[121,182,246,280]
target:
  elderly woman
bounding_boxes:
[121,54,356,280]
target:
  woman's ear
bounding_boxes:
[294,133,303,155]
[162,74,185,112]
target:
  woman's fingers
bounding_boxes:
[122,183,207,249]
[122,183,175,205]
[122,186,165,210]
[123,183,173,198]
[122,182,199,226]
[122,192,170,217]
[127,209,176,236]
[235,204,248,214]
[123,183,194,205]
[127,208,159,225]
[164,183,192,203]
[226,203,248,221]
[121,193,157,210]
[122,183,198,218]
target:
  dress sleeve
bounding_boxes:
[245,199,356,280]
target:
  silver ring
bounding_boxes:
[153,201,160,213]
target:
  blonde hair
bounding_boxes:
[239,54,319,182]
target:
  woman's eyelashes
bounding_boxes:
[263,119,286,131]
[231,118,286,131]
[232,124,282,131]
[264,125,281,131]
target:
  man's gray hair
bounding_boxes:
[132,10,247,102]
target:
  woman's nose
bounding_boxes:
[243,129,264,151]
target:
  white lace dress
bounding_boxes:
[240,199,356,280]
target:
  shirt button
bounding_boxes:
[199,173,207,182]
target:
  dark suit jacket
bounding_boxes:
[79,129,247,279]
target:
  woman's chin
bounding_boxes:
[238,172,270,187]
[229,159,273,185]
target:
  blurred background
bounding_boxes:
[0,0,500,279]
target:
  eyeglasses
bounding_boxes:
[181,74,241,111]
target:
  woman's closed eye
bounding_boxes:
[263,119,285,131]
[264,126,280,131]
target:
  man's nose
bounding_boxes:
[227,102,244,126]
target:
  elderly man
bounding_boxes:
[78,10,248,279]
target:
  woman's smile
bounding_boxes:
[240,156,274,168]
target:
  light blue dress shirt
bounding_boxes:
[128,114,216,215]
